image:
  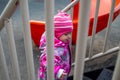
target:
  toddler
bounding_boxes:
[38,11,73,80]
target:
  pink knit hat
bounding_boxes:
[54,11,73,38]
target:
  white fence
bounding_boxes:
[0,0,120,80]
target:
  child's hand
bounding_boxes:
[59,71,67,80]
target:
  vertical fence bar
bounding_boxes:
[5,19,21,80]
[112,44,120,80]
[73,0,91,80]
[0,36,10,80]
[19,0,35,80]
[89,0,100,58]
[102,0,116,53]
[44,0,54,80]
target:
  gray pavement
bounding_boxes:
[0,0,120,80]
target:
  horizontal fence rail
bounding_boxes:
[62,0,79,12]
[0,0,18,30]
[72,46,120,66]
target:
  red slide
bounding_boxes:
[30,0,120,46]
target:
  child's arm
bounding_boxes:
[54,55,67,79]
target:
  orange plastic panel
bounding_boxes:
[30,20,45,47]
[30,0,120,46]
[72,0,120,44]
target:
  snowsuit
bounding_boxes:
[38,32,71,80]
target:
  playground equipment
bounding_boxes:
[0,0,120,80]
[30,0,120,46]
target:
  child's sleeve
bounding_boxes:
[56,69,64,78]
[54,55,63,78]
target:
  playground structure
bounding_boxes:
[0,0,120,80]
[30,0,120,46]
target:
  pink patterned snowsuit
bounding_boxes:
[38,32,71,80]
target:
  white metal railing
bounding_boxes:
[0,0,120,80]
[19,0,35,80]
[5,19,21,80]
[0,0,18,30]
[72,46,119,66]
[0,36,10,80]
[103,0,116,52]
[88,0,100,58]
[62,0,79,12]
[112,44,120,80]
[45,0,54,79]
[74,0,91,80]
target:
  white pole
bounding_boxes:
[45,0,54,80]
[0,0,18,30]
[19,0,35,80]
[0,37,10,80]
[73,0,91,80]
[102,0,116,52]
[89,0,100,58]
[62,0,79,12]
[5,19,21,80]
[112,45,120,80]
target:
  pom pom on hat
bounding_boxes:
[54,11,73,38]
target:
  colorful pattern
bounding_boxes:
[38,32,71,80]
